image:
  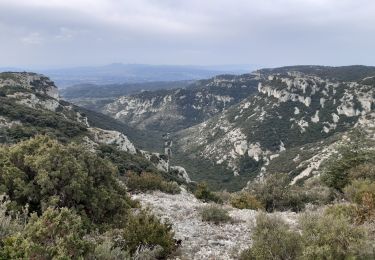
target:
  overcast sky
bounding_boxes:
[0,0,374,68]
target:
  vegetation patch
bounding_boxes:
[200,205,232,224]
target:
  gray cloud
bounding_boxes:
[0,0,374,68]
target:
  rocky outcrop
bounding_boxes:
[170,166,192,182]
[0,72,59,100]
[89,127,137,154]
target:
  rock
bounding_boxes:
[89,127,136,154]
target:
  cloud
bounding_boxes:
[0,0,374,67]
[21,32,43,45]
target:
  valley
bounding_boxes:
[0,67,374,259]
[67,65,375,190]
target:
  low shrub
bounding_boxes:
[121,209,175,258]
[1,207,93,259]
[212,190,232,203]
[344,179,375,205]
[230,192,263,210]
[324,203,357,222]
[0,195,27,241]
[200,205,232,224]
[300,212,374,259]
[241,211,375,260]
[91,237,130,260]
[240,213,302,260]
[126,172,180,194]
[194,183,223,203]
[344,180,375,223]
[248,173,308,212]
[348,163,375,182]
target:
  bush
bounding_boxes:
[0,194,27,241]
[248,173,307,212]
[344,179,375,205]
[126,172,180,194]
[230,192,263,210]
[121,209,175,258]
[1,207,92,259]
[321,144,375,191]
[240,213,302,260]
[97,144,157,175]
[324,204,357,222]
[241,211,375,260]
[194,183,223,203]
[299,212,374,259]
[348,163,375,182]
[200,205,232,224]
[92,237,130,260]
[344,180,375,223]
[0,136,134,228]
[302,177,335,205]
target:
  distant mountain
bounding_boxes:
[36,63,256,88]
[61,81,193,99]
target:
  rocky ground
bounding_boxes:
[132,188,298,260]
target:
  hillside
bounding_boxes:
[101,74,260,133]
[175,66,375,189]
[0,72,190,182]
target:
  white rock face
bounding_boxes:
[311,110,320,123]
[0,116,22,128]
[170,166,192,182]
[132,189,298,260]
[140,150,170,172]
[0,72,59,100]
[248,143,264,161]
[234,140,248,156]
[294,107,300,115]
[89,128,136,154]
[7,92,60,111]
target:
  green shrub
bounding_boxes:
[240,213,302,260]
[194,182,223,203]
[126,172,180,194]
[344,180,375,223]
[1,207,93,259]
[230,192,263,210]
[324,203,357,222]
[321,145,375,191]
[97,144,157,175]
[200,205,232,224]
[302,177,335,205]
[121,209,175,258]
[248,173,307,212]
[0,194,27,241]
[299,212,373,259]
[0,136,134,228]
[348,163,375,182]
[92,237,130,260]
[344,179,375,205]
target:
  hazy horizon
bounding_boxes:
[1,0,374,68]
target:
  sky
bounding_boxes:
[0,0,374,68]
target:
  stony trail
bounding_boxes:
[132,189,298,260]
